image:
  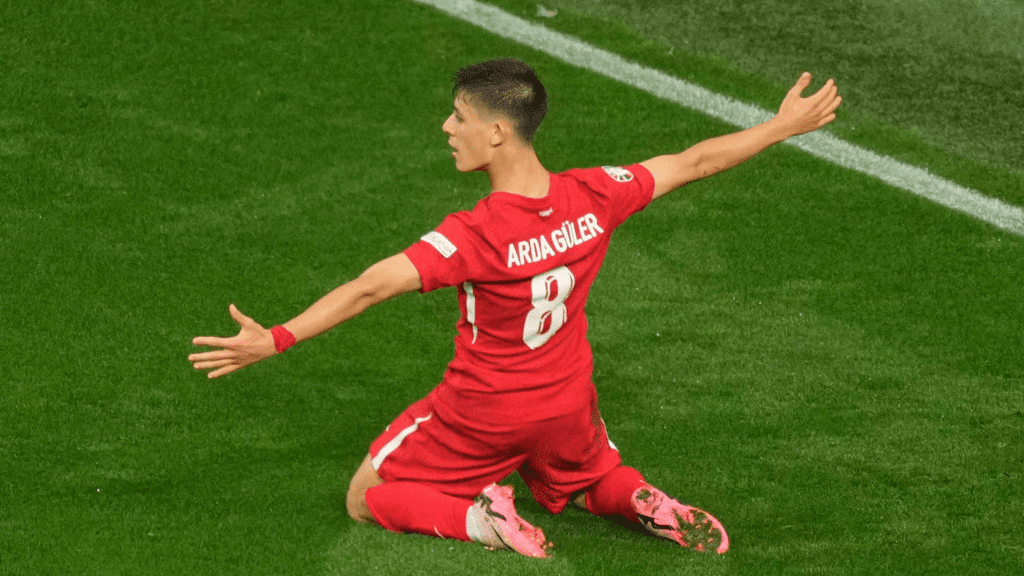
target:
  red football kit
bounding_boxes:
[368,163,655,513]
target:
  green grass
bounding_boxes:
[2,1,1022,575]
[488,0,1024,204]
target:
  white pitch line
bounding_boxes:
[411,0,1024,236]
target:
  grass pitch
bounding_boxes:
[2,1,1021,575]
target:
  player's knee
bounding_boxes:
[346,455,384,524]
[345,484,374,524]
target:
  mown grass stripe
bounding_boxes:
[411,0,1024,236]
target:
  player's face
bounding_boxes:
[442,93,495,173]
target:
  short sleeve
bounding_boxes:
[573,164,655,230]
[403,213,477,293]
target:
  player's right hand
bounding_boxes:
[774,72,842,138]
[189,304,277,379]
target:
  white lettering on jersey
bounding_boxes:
[602,166,634,183]
[506,213,606,268]
[421,231,457,258]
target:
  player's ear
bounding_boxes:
[490,119,511,147]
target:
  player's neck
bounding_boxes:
[486,148,550,199]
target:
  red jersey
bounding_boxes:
[403,164,655,422]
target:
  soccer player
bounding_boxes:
[189,59,841,558]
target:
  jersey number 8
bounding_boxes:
[523,266,576,350]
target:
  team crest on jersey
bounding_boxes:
[602,166,634,183]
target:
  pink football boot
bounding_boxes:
[631,485,730,554]
[468,484,552,559]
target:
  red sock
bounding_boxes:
[364,482,472,541]
[584,466,648,523]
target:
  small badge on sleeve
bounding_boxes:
[421,231,457,258]
[602,166,634,183]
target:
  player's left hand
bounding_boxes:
[774,72,842,138]
[188,304,277,379]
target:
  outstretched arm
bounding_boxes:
[188,253,422,379]
[642,72,842,200]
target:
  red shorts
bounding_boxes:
[368,382,621,514]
